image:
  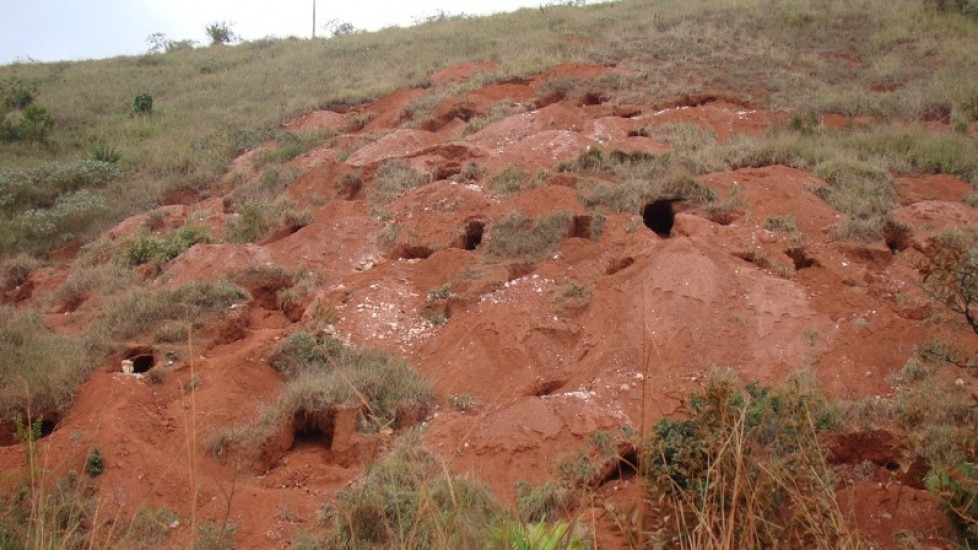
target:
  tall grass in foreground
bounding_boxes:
[643,370,859,549]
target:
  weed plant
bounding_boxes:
[643,370,855,549]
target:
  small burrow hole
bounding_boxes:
[292,411,335,451]
[462,220,485,250]
[39,418,57,438]
[569,215,592,239]
[393,245,433,260]
[642,199,676,238]
[785,247,818,270]
[883,223,912,253]
[605,256,635,275]
[122,348,157,374]
[131,355,155,374]
[598,446,639,486]
[528,378,566,397]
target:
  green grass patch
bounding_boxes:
[0,308,92,422]
[486,211,571,260]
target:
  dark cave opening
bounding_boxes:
[642,199,676,238]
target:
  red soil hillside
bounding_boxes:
[3,61,976,549]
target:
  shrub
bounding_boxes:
[120,224,213,268]
[372,159,430,205]
[516,481,575,523]
[915,229,978,336]
[18,104,54,144]
[132,93,153,116]
[87,143,121,163]
[4,190,109,253]
[813,158,896,241]
[0,77,35,111]
[267,331,344,378]
[643,371,850,548]
[84,449,105,477]
[88,280,248,346]
[326,442,505,548]
[0,308,91,422]
[226,196,312,243]
[0,160,121,215]
[204,21,237,45]
[279,342,436,432]
[487,211,571,259]
[491,165,528,195]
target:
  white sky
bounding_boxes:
[0,0,577,65]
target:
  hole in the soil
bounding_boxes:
[883,222,912,253]
[598,446,639,486]
[291,410,335,450]
[435,163,461,180]
[529,378,566,397]
[785,247,818,270]
[337,173,362,200]
[569,215,592,239]
[121,347,157,374]
[580,92,605,106]
[642,199,676,238]
[0,413,60,446]
[40,418,57,438]
[462,220,485,250]
[885,461,900,471]
[605,257,635,275]
[393,245,433,260]
[131,355,155,374]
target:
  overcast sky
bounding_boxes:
[0,0,583,66]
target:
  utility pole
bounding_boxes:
[312,0,317,38]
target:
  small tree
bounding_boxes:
[205,21,237,45]
[916,229,978,337]
[133,93,153,116]
[19,104,54,144]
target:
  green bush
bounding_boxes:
[267,331,344,378]
[814,158,896,241]
[120,224,213,268]
[0,160,121,215]
[643,371,848,547]
[84,449,105,477]
[18,104,54,144]
[487,211,571,259]
[0,308,92,422]
[87,144,121,164]
[915,229,978,336]
[204,21,237,45]
[226,196,312,243]
[0,77,35,111]
[372,159,430,205]
[4,190,109,253]
[326,442,505,548]
[279,341,436,431]
[89,280,248,345]
[132,93,153,116]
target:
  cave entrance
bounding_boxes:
[131,355,155,374]
[462,220,485,250]
[291,410,335,451]
[123,347,157,374]
[642,199,675,238]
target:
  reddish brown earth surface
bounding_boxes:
[3,62,976,548]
